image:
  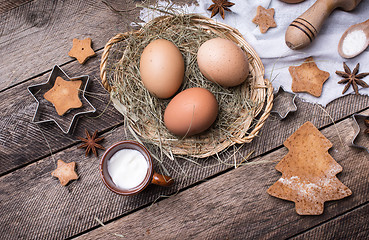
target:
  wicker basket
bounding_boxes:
[100,14,273,158]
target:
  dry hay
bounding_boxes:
[100,12,273,160]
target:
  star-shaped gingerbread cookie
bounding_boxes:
[51,160,79,186]
[28,65,96,133]
[44,76,83,116]
[68,38,96,64]
[289,57,330,97]
[252,6,277,33]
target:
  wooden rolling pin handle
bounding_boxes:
[285,0,336,50]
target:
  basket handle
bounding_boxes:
[100,33,131,92]
[231,78,274,144]
[246,79,274,141]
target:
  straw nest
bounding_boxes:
[100,13,273,158]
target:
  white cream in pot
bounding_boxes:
[107,149,148,190]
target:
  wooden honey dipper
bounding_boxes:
[285,0,362,50]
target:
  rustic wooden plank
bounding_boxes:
[0,114,225,240]
[292,203,369,240]
[74,113,369,240]
[0,50,123,175]
[0,0,33,14]
[0,0,141,91]
[1,109,368,239]
[0,0,195,91]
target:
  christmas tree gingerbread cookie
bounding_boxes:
[267,121,352,215]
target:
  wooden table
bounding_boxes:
[1,1,368,239]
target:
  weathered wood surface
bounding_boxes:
[75,113,369,239]
[0,0,195,91]
[1,107,368,240]
[0,0,140,91]
[0,0,31,14]
[0,109,227,239]
[293,204,369,240]
[1,0,369,239]
[0,51,123,175]
[0,106,369,239]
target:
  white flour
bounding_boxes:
[342,30,367,56]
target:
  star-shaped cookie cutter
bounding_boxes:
[350,114,369,153]
[28,65,96,134]
[271,86,297,119]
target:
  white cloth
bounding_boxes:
[139,0,369,106]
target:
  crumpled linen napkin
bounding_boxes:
[139,0,369,106]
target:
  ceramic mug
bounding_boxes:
[100,140,173,195]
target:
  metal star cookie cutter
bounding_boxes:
[28,65,96,134]
[350,114,369,153]
[271,86,297,119]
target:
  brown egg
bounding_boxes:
[197,38,249,87]
[164,88,218,137]
[140,39,184,99]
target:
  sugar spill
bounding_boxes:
[342,30,367,56]
[107,149,148,189]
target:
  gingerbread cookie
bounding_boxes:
[289,57,330,97]
[44,76,83,116]
[68,38,96,64]
[252,6,277,33]
[51,160,79,186]
[267,121,352,215]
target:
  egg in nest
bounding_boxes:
[140,39,184,98]
[164,88,218,137]
[197,38,250,87]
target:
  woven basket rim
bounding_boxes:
[100,13,273,158]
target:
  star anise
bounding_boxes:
[208,0,235,19]
[77,129,105,157]
[336,62,369,95]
